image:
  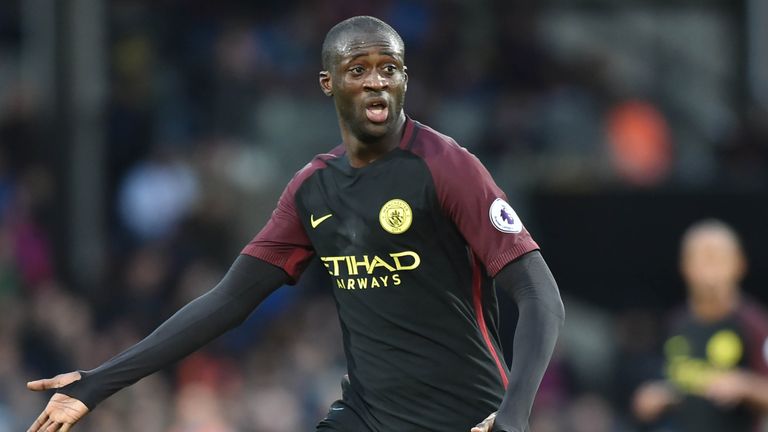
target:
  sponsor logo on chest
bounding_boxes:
[321,251,420,290]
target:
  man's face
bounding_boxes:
[681,230,745,302]
[320,31,407,142]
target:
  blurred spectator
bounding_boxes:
[567,393,618,432]
[169,383,236,432]
[118,151,199,242]
[605,100,672,187]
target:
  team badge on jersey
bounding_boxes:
[706,330,743,368]
[379,199,412,234]
[489,198,523,233]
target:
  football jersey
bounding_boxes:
[664,299,768,432]
[243,117,539,431]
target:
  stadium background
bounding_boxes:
[1,0,767,430]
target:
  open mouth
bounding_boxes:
[365,99,389,124]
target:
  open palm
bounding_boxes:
[27,372,89,432]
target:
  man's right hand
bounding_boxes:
[26,372,89,432]
[632,381,679,422]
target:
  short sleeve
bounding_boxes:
[422,141,539,276]
[241,165,316,282]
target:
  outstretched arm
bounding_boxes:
[27,255,289,432]
[472,250,564,432]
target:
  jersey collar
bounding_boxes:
[399,116,418,150]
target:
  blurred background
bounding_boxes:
[1,0,767,431]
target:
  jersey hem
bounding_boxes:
[240,247,303,284]
[486,240,540,277]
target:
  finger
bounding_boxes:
[27,410,49,432]
[27,378,54,391]
[59,424,73,432]
[44,420,61,432]
[39,418,55,432]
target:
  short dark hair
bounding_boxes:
[681,218,743,255]
[321,16,404,70]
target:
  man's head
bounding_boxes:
[680,219,746,310]
[319,16,408,143]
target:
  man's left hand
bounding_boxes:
[706,370,749,407]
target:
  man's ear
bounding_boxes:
[319,71,333,96]
[403,65,408,92]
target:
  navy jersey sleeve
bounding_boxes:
[418,135,539,276]
[241,162,318,282]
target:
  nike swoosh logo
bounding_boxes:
[330,407,344,411]
[310,213,333,228]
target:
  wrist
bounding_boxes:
[490,418,525,432]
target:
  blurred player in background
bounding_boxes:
[633,219,768,432]
[25,16,563,432]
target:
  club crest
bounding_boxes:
[379,199,412,234]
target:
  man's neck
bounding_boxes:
[341,115,406,168]
[689,290,739,323]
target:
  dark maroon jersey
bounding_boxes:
[663,298,768,432]
[243,118,539,431]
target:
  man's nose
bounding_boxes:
[363,71,388,90]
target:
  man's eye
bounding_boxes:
[349,66,365,75]
[384,65,397,74]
